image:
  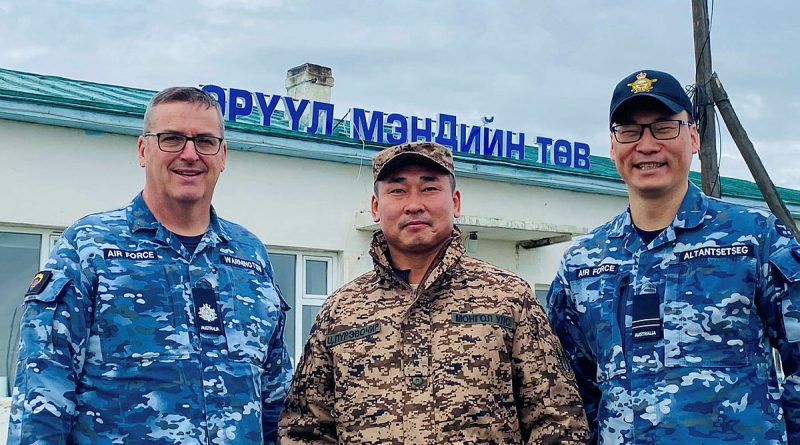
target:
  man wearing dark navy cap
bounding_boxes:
[547,70,800,444]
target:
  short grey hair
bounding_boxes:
[142,87,225,136]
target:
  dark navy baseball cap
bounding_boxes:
[609,70,694,125]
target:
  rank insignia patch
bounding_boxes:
[192,287,224,336]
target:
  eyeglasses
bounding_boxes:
[143,132,224,155]
[611,120,692,144]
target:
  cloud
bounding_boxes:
[731,92,765,121]
[1,45,49,64]
[0,0,797,189]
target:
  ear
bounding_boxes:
[137,136,147,167]
[689,123,700,155]
[452,189,461,219]
[371,194,380,222]
[609,133,617,163]
[220,141,227,171]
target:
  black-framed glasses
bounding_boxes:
[143,132,224,155]
[611,120,691,144]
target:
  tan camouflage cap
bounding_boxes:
[372,141,454,181]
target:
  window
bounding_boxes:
[0,226,62,396]
[269,249,336,366]
[534,283,550,308]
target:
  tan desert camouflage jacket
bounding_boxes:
[279,228,589,444]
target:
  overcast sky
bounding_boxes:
[2,0,798,189]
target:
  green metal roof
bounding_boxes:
[2,66,799,208]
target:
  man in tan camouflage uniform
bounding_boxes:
[279,141,589,444]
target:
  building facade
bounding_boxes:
[1,66,799,397]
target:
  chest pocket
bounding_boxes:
[327,321,397,424]
[217,266,283,366]
[573,274,627,382]
[95,264,190,361]
[665,252,759,367]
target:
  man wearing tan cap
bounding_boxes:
[279,141,589,444]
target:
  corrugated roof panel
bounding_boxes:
[70,82,149,109]
[1,66,798,206]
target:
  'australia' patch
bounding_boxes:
[221,255,264,274]
[575,263,618,279]
[192,287,224,336]
[680,244,751,261]
[26,270,53,296]
[104,248,158,261]
[451,312,514,330]
[326,322,381,347]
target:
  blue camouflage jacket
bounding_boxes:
[8,193,293,445]
[547,183,800,444]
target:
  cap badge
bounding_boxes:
[628,72,658,93]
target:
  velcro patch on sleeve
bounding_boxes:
[25,270,53,296]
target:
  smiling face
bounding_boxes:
[138,101,227,212]
[610,100,699,202]
[371,164,461,265]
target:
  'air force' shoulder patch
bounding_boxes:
[575,263,618,279]
[104,248,158,260]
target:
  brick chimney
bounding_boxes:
[285,63,334,104]
[284,63,335,131]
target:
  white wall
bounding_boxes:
[0,118,628,290]
[0,397,8,445]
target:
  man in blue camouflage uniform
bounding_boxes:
[8,87,292,444]
[547,69,800,444]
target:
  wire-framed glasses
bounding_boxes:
[144,132,223,155]
[611,120,691,144]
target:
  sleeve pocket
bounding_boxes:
[770,246,800,342]
[769,246,800,283]
[23,270,71,304]
[20,271,71,356]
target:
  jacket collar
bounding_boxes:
[608,182,709,250]
[126,192,230,245]
[370,226,465,293]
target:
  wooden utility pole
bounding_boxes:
[692,0,721,197]
[710,74,800,240]
[690,0,799,240]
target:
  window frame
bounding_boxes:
[268,247,338,365]
[0,224,63,267]
[0,224,63,395]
